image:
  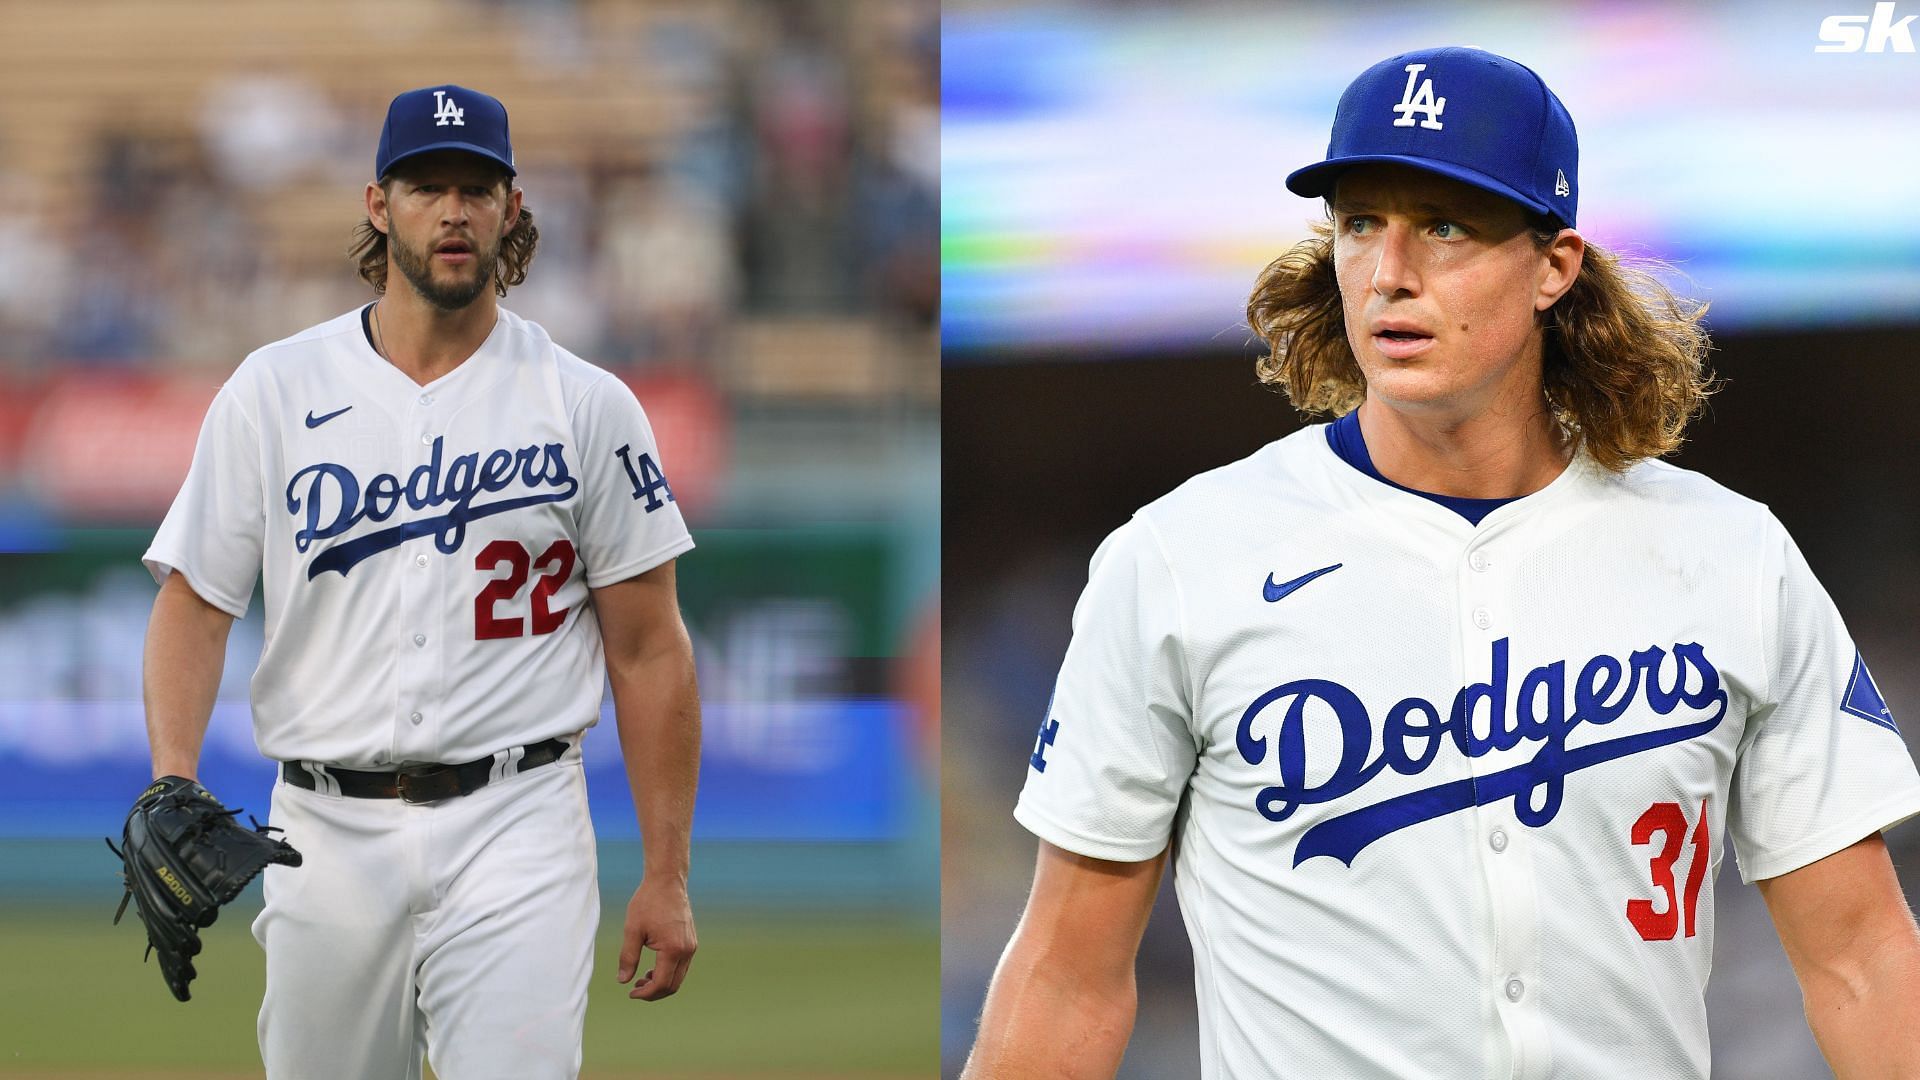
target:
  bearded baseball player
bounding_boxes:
[964,47,1920,1080]
[128,85,699,1077]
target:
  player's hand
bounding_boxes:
[616,875,697,1000]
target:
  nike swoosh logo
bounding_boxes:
[305,406,353,428]
[1264,563,1343,602]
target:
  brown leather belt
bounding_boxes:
[281,738,571,804]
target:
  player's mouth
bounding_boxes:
[1370,322,1435,360]
[433,239,474,265]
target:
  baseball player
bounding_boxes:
[137,85,699,1078]
[963,48,1920,1079]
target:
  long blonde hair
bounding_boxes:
[1246,217,1716,471]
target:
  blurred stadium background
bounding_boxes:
[0,0,937,1076]
[943,2,1920,1078]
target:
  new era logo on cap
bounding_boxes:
[1286,46,1580,229]
[375,84,516,180]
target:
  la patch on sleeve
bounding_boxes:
[1029,689,1061,773]
[1841,651,1900,735]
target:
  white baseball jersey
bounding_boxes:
[144,305,693,767]
[1016,424,1920,1080]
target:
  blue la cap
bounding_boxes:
[1286,47,1578,229]
[375,84,516,180]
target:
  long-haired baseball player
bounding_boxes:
[134,85,699,1077]
[965,48,1920,1079]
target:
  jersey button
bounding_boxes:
[420,433,433,445]
[1489,829,1508,853]
[1469,550,1490,572]
[1473,607,1492,630]
[415,554,428,567]
[409,711,424,725]
[418,393,433,406]
[1505,977,1525,1002]
[412,634,427,647]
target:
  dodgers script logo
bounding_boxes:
[1237,637,1728,867]
[287,437,578,578]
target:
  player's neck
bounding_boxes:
[371,289,499,387]
[1356,393,1572,501]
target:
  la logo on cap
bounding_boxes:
[432,89,465,128]
[1391,63,1445,130]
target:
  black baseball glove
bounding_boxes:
[106,775,302,1001]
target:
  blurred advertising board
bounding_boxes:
[942,1,1920,358]
[0,525,914,843]
[1,369,728,523]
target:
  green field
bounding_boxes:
[0,905,937,1078]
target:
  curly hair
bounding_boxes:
[348,182,538,298]
[1245,216,1716,472]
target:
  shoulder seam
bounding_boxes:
[570,371,619,428]
[215,381,263,443]
[1132,511,1201,751]
[249,312,363,359]
[1752,510,1782,708]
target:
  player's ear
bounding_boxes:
[503,185,523,237]
[1535,229,1584,312]
[365,180,391,236]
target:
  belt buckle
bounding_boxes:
[395,765,461,804]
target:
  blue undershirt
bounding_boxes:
[1325,410,1519,526]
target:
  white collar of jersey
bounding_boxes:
[1302,422,1606,534]
[353,305,512,396]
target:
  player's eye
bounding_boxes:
[1342,215,1376,235]
[1430,220,1468,239]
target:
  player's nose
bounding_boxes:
[436,191,472,226]
[1370,223,1421,299]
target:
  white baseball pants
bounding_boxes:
[252,754,599,1079]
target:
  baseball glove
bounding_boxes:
[106,775,302,1001]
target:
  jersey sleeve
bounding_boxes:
[570,374,695,587]
[1726,517,1920,883]
[142,386,265,618]
[1014,515,1198,862]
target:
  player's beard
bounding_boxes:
[389,228,499,311]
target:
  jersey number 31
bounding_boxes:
[1626,797,1710,942]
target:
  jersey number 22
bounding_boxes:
[474,539,576,640]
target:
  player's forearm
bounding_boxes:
[609,635,700,882]
[142,574,235,780]
[963,938,1137,1080]
[1801,929,1920,1079]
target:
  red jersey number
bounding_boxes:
[1627,797,1711,941]
[473,539,577,640]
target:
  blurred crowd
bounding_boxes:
[0,0,937,381]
